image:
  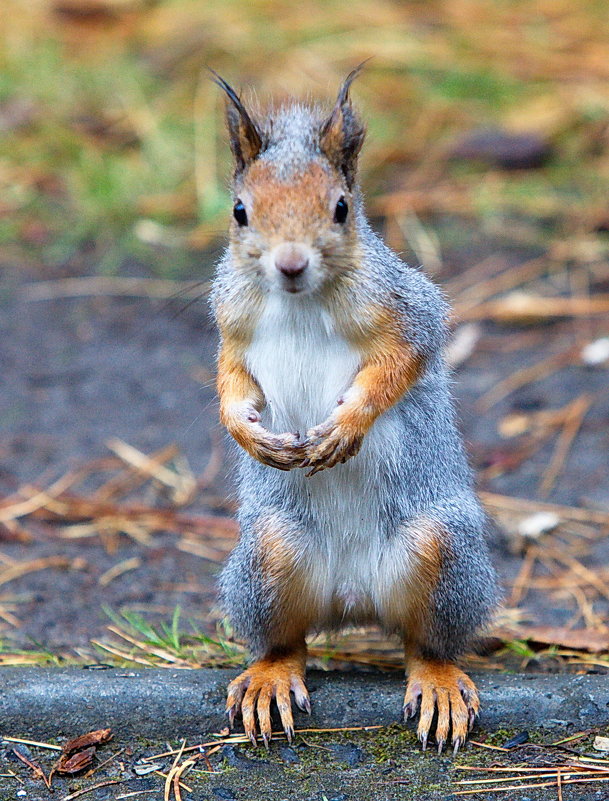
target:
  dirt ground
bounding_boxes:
[1,223,609,654]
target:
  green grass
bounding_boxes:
[3,0,609,275]
[97,605,244,667]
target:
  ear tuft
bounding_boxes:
[319,62,368,188]
[208,68,263,173]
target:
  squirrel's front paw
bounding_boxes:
[249,426,307,471]
[301,418,363,476]
[228,408,306,470]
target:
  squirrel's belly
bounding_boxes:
[245,295,360,432]
[299,412,408,620]
[245,294,411,619]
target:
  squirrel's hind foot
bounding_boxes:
[403,658,479,755]
[226,653,310,747]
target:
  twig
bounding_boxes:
[98,558,142,587]
[451,254,550,306]
[85,748,125,778]
[453,775,609,794]
[539,394,593,497]
[0,470,84,522]
[105,625,190,665]
[509,545,538,606]
[105,439,195,505]
[12,748,52,788]
[165,739,187,801]
[459,293,609,323]
[551,552,609,603]
[480,492,609,527]
[60,779,122,801]
[456,770,609,785]
[468,740,510,752]
[477,346,578,411]
[2,736,62,752]
[142,726,384,761]
[90,640,156,667]
[0,557,86,588]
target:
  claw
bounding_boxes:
[294,691,311,714]
[225,660,307,748]
[405,661,479,756]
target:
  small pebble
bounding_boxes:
[518,512,559,539]
[582,337,609,366]
[279,745,300,764]
[594,735,609,751]
[450,128,551,169]
[220,744,267,770]
[213,789,237,801]
[502,731,529,748]
[328,743,364,767]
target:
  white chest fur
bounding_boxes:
[245,293,408,620]
[245,293,360,433]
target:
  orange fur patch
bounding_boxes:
[239,160,351,246]
[381,518,447,637]
[217,339,264,451]
[335,305,425,439]
[403,657,479,750]
[255,514,320,645]
[226,643,308,744]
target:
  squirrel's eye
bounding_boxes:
[233,200,248,226]
[334,196,349,224]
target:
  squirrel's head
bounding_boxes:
[213,67,366,296]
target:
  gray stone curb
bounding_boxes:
[1,668,607,740]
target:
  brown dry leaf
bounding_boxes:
[63,728,113,756]
[511,626,609,653]
[56,746,96,774]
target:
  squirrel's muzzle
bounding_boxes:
[274,243,309,280]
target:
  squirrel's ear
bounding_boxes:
[320,63,367,188]
[209,69,263,172]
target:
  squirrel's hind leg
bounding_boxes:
[403,653,479,754]
[378,503,497,753]
[226,643,309,747]
[220,511,318,746]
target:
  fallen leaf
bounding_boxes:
[514,626,609,653]
[56,746,96,774]
[63,728,112,756]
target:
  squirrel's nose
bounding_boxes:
[274,244,309,278]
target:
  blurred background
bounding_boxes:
[1,0,608,671]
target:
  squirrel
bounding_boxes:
[210,66,498,755]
